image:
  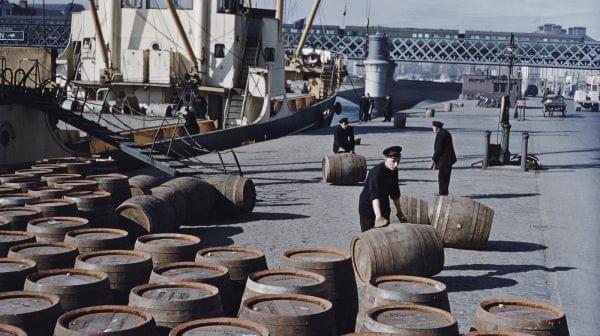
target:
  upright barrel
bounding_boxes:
[60,161,92,177]
[0,194,39,207]
[15,169,53,179]
[54,179,98,192]
[196,175,256,215]
[169,318,269,336]
[4,179,46,193]
[0,186,21,195]
[64,191,118,228]
[41,173,81,185]
[26,199,78,217]
[0,231,36,257]
[129,282,223,333]
[129,174,164,196]
[356,275,450,330]
[75,250,153,304]
[473,299,569,336]
[393,112,407,128]
[322,153,367,185]
[8,242,78,271]
[24,268,112,311]
[87,173,132,207]
[360,304,459,335]
[64,228,130,253]
[0,207,43,230]
[28,186,71,200]
[0,258,37,291]
[0,291,63,336]
[0,324,27,336]
[90,157,119,174]
[430,196,495,249]
[241,269,327,304]
[53,305,158,335]
[116,195,177,238]
[280,247,358,334]
[26,216,89,242]
[134,233,201,268]
[238,293,337,336]
[31,163,67,174]
[398,196,430,224]
[351,224,444,283]
[196,246,268,312]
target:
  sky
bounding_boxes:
[42,0,600,39]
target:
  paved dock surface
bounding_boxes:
[181,99,598,335]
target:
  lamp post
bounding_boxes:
[501,34,516,165]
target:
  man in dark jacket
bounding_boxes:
[359,95,368,122]
[358,146,408,231]
[333,118,355,153]
[431,121,457,195]
[383,95,393,122]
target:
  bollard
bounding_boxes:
[483,131,491,169]
[521,132,529,171]
[500,123,511,165]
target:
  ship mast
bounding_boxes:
[295,0,321,57]
[87,0,110,71]
[166,0,199,74]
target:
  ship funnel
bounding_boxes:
[364,32,395,117]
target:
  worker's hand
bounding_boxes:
[430,161,438,170]
[396,213,408,223]
[375,216,389,228]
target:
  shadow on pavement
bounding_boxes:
[434,275,517,292]
[468,193,540,199]
[444,263,575,277]
[179,226,242,248]
[486,240,548,252]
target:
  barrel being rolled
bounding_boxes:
[473,299,569,336]
[116,195,177,239]
[430,196,495,249]
[0,291,63,336]
[53,305,158,336]
[322,153,367,185]
[169,318,269,336]
[395,196,430,225]
[360,304,459,335]
[351,224,444,283]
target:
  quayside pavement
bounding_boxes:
[185,99,599,335]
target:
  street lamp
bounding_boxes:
[500,34,516,164]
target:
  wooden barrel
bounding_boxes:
[473,299,569,336]
[351,224,444,283]
[0,324,27,336]
[466,332,535,336]
[26,199,78,217]
[75,250,153,304]
[196,175,256,215]
[129,175,164,197]
[64,228,130,253]
[443,102,453,112]
[196,246,268,312]
[425,108,435,118]
[0,291,63,336]
[15,169,53,179]
[26,217,89,242]
[4,180,45,193]
[169,317,270,336]
[0,207,43,230]
[54,179,98,192]
[60,161,92,177]
[356,275,450,330]
[134,233,201,268]
[129,282,223,333]
[396,196,430,224]
[8,242,78,271]
[53,305,158,335]
[238,293,337,336]
[322,153,367,185]
[64,191,118,229]
[31,163,67,174]
[41,157,79,164]
[90,158,119,174]
[149,261,235,317]
[393,112,407,128]
[360,304,459,335]
[87,174,132,207]
[24,268,112,311]
[0,194,40,207]
[41,173,81,185]
[0,231,36,257]
[0,258,37,291]
[116,195,177,239]
[280,247,358,334]
[430,196,495,249]
[28,186,72,200]
[241,269,327,305]
[0,186,21,195]
[159,177,216,224]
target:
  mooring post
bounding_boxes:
[521,132,529,171]
[483,130,491,169]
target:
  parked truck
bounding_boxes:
[574,74,600,112]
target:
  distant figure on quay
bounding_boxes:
[431,121,457,196]
[333,118,355,153]
[383,95,393,122]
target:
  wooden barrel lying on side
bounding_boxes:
[393,112,407,128]
[129,175,164,197]
[134,233,201,268]
[87,173,132,207]
[8,242,78,271]
[0,231,36,257]
[0,258,37,291]
[241,269,327,305]
[24,268,112,312]
[473,299,569,336]
[31,163,68,174]
[351,224,444,283]
[65,191,118,229]
[15,169,53,179]
[75,250,153,304]
[0,207,43,230]
[0,291,63,336]
[360,304,459,335]
[116,195,177,239]
[26,216,90,242]
[150,185,189,225]
[356,275,450,330]
[397,196,430,224]
[430,196,495,249]
[41,173,81,185]
[129,282,223,332]
[149,261,235,317]
[53,305,157,336]
[0,324,27,336]
[64,228,130,253]
[169,317,269,336]
[0,194,40,207]
[159,177,216,224]
[322,153,367,185]
[26,199,78,217]
[280,247,358,334]
[196,175,256,215]
[239,293,337,336]
[196,246,268,313]
[28,186,72,200]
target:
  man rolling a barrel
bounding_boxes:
[431,121,457,196]
[358,146,407,231]
[333,118,355,153]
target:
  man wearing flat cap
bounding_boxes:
[358,146,408,231]
[431,121,457,195]
[333,118,355,153]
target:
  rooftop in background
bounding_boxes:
[0,0,83,16]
